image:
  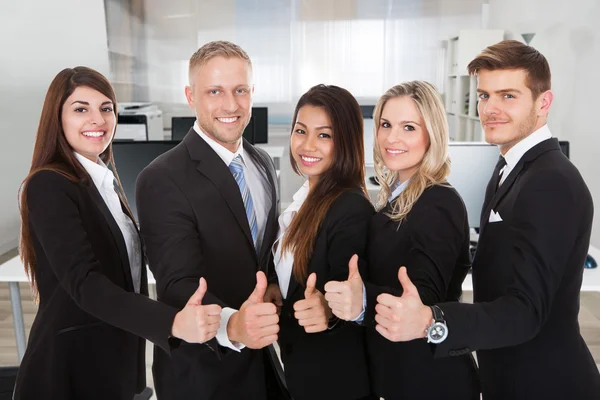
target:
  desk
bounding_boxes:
[2,246,599,362]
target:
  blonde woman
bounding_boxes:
[325,81,480,399]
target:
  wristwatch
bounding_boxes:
[426,305,448,344]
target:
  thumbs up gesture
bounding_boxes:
[226,271,280,349]
[324,254,365,321]
[293,273,332,333]
[171,277,223,343]
[374,267,432,342]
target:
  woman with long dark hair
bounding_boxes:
[15,67,222,400]
[273,84,376,400]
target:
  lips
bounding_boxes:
[299,154,322,166]
[386,148,407,155]
[216,116,239,124]
[81,131,106,140]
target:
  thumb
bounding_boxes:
[248,271,268,304]
[348,254,361,281]
[397,267,419,298]
[187,277,207,306]
[304,272,317,299]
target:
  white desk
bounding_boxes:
[2,245,599,362]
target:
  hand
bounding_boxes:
[324,254,364,321]
[171,277,222,343]
[293,273,332,333]
[227,271,279,349]
[263,282,283,315]
[375,266,432,342]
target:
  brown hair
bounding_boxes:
[189,40,252,84]
[19,66,132,298]
[467,40,551,99]
[282,84,366,283]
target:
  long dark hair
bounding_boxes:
[19,66,132,298]
[282,84,366,283]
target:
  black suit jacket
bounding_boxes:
[277,189,374,400]
[363,185,479,399]
[436,138,600,399]
[14,170,178,400]
[136,129,283,400]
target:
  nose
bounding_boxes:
[222,92,238,113]
[303,133,318,152]
[385,126,402,144]
[89,109,106,126]
[481,96,500,116]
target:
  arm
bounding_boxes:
[27,171,178,352]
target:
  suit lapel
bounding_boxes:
[184,130,257,258]
[86,183,134,291]
[480,138,560,232]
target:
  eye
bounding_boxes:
[478,93,489,100]
[209,89,220,95]
[318,133,331,139]
[294,129,305,135]
[74,107,86,113]
[380,121,391,128]
[101,107,114,113]
[504,93,515,99]
[404,125,415,131]
[236,88,248,94]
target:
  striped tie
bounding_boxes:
[229,155,258,249]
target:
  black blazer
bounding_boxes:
[136,129,284,400]
[436,138,600,399]
[277,189,374,400]
[363,184,480,399]
[14,170,178,400]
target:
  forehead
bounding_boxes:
[382,96,422,121]
[192,56,252,86]
[65,86,111,103]
[477,69,529,91]
[296,105,331,126]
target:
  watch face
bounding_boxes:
[428,322,448,343]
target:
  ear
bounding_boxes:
[184,85,194,110]
[537,90,553,117]
[251,84,255,95]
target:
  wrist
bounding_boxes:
[171,311,183,339]
[227,311,240,342]
[421,305,433,339]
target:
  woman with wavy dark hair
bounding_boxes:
[272,84,376,400]
[15,67,222,400]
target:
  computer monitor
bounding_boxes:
[172,107,268,144]
[360,105,375,118]
[363,118,376,166]
[111,141,180,219]
[446,143,500,228]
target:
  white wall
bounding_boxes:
[488,0,600,247]
[0,0,110,254]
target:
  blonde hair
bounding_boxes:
[373,81,451,223]
[188,40,252,85]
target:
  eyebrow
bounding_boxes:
[381,117,421,126]
[476,88,523,95]
[295,121,333,130]
[70,100,113,106]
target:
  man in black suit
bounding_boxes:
[371,40,600,399]
[136,41,287,400]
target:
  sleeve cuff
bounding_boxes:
[216,307,246,352]
[351,282,367,324]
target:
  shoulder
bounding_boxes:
[408,184,467,224]
[27,169,79,194]
[138,144,186,183]
[327,189,375,220]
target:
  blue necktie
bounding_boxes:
[229,155,258,249]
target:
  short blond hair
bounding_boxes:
[188,41,252,84]
[373,81,451,223]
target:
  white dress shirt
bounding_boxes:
[499,124,553,186]
[272,181,310,299]
[193,121,272,352]
[74,152,142,293]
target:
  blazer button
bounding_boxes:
[449,350,457,356]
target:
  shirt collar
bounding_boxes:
[193,121,244,166]
[389,178,410,202]
[503,124,552,169]
[74,152,114,189]
[287,180,310,213]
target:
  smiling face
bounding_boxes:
[376,96,430,183]
[185,56,253,153]
[291,105,335,185]
[61,86,116,162]
[477,68,551,154]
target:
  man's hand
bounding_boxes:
[375,266,432,342]
[293,273,332,333]
[264,282,283,315]
[171,278,222,343]
[324,254,365,321]
[227,271,279,349]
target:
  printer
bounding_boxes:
[115,102,164,141]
